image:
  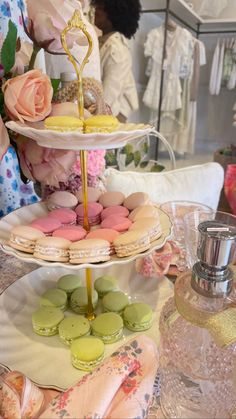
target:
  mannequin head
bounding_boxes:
[91,0,141,38]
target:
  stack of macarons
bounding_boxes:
[31,272,154,371]
[8,190,163,263]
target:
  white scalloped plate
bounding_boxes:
[6,121,153,150]
[0,265,173,389]
[0,202,172,270]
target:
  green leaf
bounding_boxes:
[0,21,17,74]
[120,143,133,155]
[105,151,117,166]
[125,153,134,166]
[140,161,149,169]
[51,78,61,95]
[134,150,141,167]
[150,163,165,172]
[142,141,149,154]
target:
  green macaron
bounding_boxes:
[123,302,153,332]
[70,287,98,314]
[102,291,129,314]
[91,312,123,344]
[32,306,64,336]
[59,315,91,346]
[40,288,68,311]
[94,275,118,298]
[57,274,82,296]
[71,336,105,371]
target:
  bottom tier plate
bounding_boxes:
[0,264,173,390]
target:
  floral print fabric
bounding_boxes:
[0,335,159,419]
[0,147,38,217]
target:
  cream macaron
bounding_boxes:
[9,226,45,253]
[114,230,150,257]
[46,191,78,211]
[99,191,125,208]
[128,205,160,222]
[69,239,111,264]
[129,217,162,241]
[33,237,71,262]
[75,187,103,203]
[123,192,150,211]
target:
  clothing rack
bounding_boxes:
[141,0,236,159]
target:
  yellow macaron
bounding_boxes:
[44,116,84,132]
[84,115,119,133]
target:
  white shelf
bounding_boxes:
[141,0,236,32]
[141,0,202,30]
[200,18,236,33]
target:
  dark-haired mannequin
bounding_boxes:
[92,0,140,122]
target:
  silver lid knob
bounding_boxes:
[197,220,236,268]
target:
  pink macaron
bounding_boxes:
[86,228,120,254]
[75,202,103,226]
[30,217,62,235]
[101,205,129,221]
[52,226,87,242]
[48,208,77,226]
[101,215,132,232]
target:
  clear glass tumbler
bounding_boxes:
[160,201,213,270]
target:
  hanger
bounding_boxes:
[166,18,177,32]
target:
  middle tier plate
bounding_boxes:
[0,202,172,270]
[6,120,153,150]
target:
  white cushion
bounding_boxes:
[104,163,224,210]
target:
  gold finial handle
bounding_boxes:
[61,10,93,120]
[61,9,93,231]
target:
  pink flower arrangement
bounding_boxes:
[73,150,106,177]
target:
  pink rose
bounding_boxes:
[17,139,76,187]
[3,69,53,123]
[26,0,86,52]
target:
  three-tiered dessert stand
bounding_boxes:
[0,11,172,389]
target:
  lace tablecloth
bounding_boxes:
[0,250,165,418]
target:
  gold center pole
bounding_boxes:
[80,150,89,232]
[85,268,95,320]
[61,10,95,319]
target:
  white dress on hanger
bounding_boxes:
[209,40,220,95]
[143,25,193,112]
[215,39,225,95]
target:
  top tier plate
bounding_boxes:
[6,121,153,151]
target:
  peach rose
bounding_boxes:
[3,69,53,123]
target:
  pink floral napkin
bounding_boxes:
[0,335,158,419]
[136,240,186,278]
